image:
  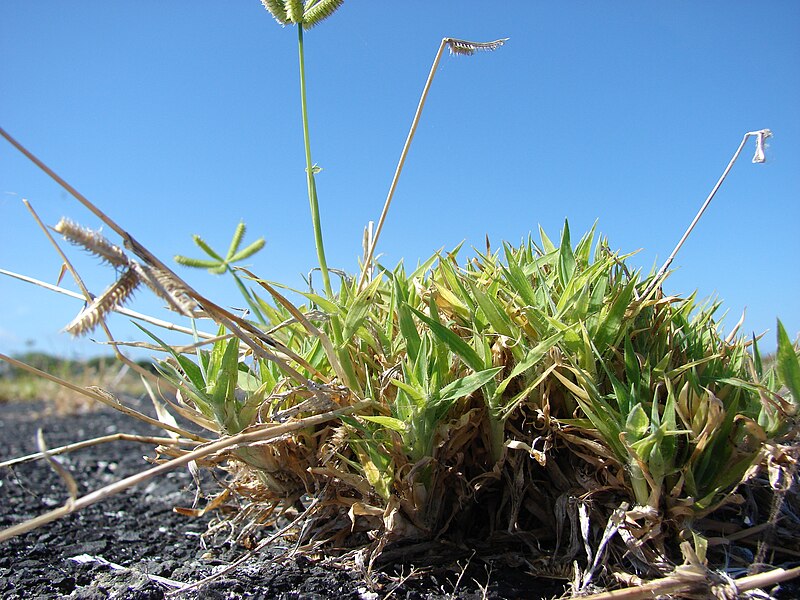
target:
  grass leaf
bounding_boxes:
[776,319,800,405]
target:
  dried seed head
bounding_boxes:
[53,218,131,268]
[446,37,508,56]
[133,262,199,317]
[65,268,140,336]
[751,129,772,164]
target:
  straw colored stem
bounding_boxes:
[24,201,97,324]
[0,433,196,469]
[0,268,214,340]
[578,564,800,600]
[0,399,372,543]
[357,38,448,293]
[0,353,206,442]
[0,127,130,241]
[643,130,767,299]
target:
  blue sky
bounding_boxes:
[1,1,798,359]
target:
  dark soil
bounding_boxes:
[0,399,568,599]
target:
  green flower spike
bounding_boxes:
[260,0,344,28]
[175,221,265,275]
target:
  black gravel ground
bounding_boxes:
[0,399,567,599]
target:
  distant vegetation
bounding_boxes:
[0,352,153,406]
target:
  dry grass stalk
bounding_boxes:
[0,399,372,543]
[579,563,800,599]
[36,428,79,507]
[0,268,211,339]
[643,129,772,299]
[0,353,206,442]
[357,36,507,292]
[0,433,196,469]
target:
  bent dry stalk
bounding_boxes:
[643,129,773,299]
[0,400,372,543]
[357,37,508,292]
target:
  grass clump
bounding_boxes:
[1,3,799,597]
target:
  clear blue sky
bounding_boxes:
[1,1,798,359]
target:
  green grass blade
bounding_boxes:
[776,319,800,405]
[410,307,485,372]
[440,367,502,405]
[466,279,515,338]
[361,415,406,433]
[557,220,576,290]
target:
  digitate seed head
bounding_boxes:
[260,0,344,28]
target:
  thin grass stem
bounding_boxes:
[0,268,215,340]
[357,38,448,293]
[0,399,371,543]
[0,433,196,469]
[643,129,771,299]
[297,25,332,299]
[357,38,507,292]
[0,353,206,442]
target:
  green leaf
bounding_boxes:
[351,438,393,501]
[397,302,421,363]
[495,332,563,398]
[209,338,242,432]
[573,221,597,267]
[593,278,636,350]
[625,403,650,439]
[134,323,206,392]
[440,367,502,404]
[539,225,556,254]
[466,279,515,337]
[776,319,800,405]
[557,220,576,290]
[342,279,380,341]
[437,258,475,313]
[361,415,406,433]
[299,291,340,314]
[409,252,439,281]
[752,334,763,378]
[206,325,229,390]
[624,336,641,383]
[501,244,537,307]
[391,378,427,406]
[410,307,486,372]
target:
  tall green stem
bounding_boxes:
[297,25,332,299]
[296,25,353,386]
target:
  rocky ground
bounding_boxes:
[0,399,568,599]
